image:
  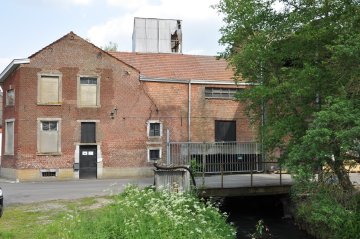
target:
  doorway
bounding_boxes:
[79,145,97,179]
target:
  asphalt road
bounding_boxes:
[0,177,154,206]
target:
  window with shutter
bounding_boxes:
[5,120,14,155]
[6,89,15,106]
[78,77,99,107]
[38,119,61,154]
[38,75,61,104]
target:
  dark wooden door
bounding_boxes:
[79,145,97,179]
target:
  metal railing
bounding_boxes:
[168,142,262,173]
[167,142,289,188]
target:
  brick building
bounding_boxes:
[0,30,256,181]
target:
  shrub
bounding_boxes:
[38,185,236,239]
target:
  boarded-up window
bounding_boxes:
[5,120,14,155]
[81,122,96,143]
[38,120,60,153]
[6,89,15,106]
[215,120,236,142]
[79,77,98,106]
[38,75,61,104]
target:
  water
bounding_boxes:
[220,196,314,239]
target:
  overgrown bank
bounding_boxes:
[37,185,235,239]
[292,183,360,239]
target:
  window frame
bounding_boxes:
[147,120,162,138]
[37,73,62,105]
[205,87,239,99]
[6,89,15,106]
[215,120,237,142]
[77,75,101,108]
[4,119,15,155]
[147,147,162,161]
[37,118,62,155]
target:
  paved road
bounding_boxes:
[1,177,154,206]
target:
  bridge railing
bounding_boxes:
[168,142,262,173]
[167,142,288,188]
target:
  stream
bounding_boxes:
[220,195,314,239]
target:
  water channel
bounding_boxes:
[220,195,314,239]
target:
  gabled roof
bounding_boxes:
[29,32,139,73]
[109,52,235,82]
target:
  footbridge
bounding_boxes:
[155,142,293,197]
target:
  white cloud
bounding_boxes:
[106,0,149,9]
[86,0,223,54]
[43,0,94,6]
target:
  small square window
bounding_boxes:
[150,123,160,136]
[148,148,162,161]
[148,121,162,137]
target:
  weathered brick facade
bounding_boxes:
[0,32,256,181]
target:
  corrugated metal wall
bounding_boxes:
[132,18,182,53]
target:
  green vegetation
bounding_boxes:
[216,0,360,191]
[292,183,360,239]
[0,197,110,239]
[39,185,235,239]
[0,186,235,239]
[215,0,360,237]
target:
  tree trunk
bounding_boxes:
[332,160,353,191]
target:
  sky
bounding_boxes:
[0,0,225,73]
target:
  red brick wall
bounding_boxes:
[143,82,256,143]
[1,32,257,178]
[2,33,157,171]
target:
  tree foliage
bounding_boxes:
[102,41,118,51]
[216,0,360,190]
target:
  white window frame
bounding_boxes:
[37,73,62,105]
[147,120,163,138]
[147,147,162,162]
[4,119,15,155]
[6,89,15,106]
[37,118,62,154]
[77,75,101,108]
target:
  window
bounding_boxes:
[215,120,236,142]
[147,121,162,137]
[38,75,62,104]
[81,122,96,143]
[5,119,14,155]
[205,87,239,99]
[148,147,162,161]
[78,76,100,107]
[6,89,15,106]
[38,119,61,154]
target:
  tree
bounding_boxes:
[102,41,118,51]
[216,0,360,190]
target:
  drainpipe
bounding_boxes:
[188,80,192,142]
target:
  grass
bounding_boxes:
[0,185,236,239]
[0,197,113,239]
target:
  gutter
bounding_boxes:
[0,58,30,83]
[140,76,258,86]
